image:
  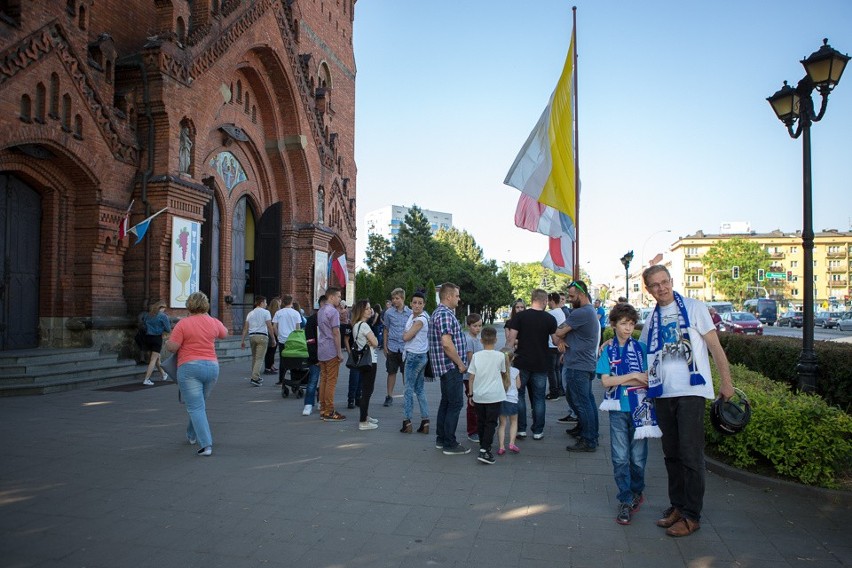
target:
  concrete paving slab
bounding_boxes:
[1,349,850,568]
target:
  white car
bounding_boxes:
[838,312,852,332]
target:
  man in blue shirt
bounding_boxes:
[382,288,411,406]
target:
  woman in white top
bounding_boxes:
[350,299,380,431]
[401,292,430,434]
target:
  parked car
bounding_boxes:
[719,311,763,335]
[635,307,654,330]
[777,311,804,328]
[743,298,778,326]
[815,311,845,329]
[838,312,852,332]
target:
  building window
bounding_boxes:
[19,94,31,122]
[236,80,242,102]
[35,82,46,122]
[73,114,83,138]
[61,93,71,130]
[790,246,798,253]
[792,289,799,296]
[49,73,59,118]
[791,261,798,268]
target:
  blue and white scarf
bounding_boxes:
[599,338,644,411]
[628,387,662,439]
[646,291,706,398]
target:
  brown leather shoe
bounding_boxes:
[655,507,682,528]
[665,517,701,537]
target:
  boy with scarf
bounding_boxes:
[639,265,734,538]
[597,303,660,526]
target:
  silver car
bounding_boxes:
[838,312,852,332]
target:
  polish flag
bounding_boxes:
[331,254,348,287]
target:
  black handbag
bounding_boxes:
[345,323,372,370]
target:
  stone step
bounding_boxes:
[0,348,101,367]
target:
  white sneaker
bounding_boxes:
[142,378,154,386]
[197,446,212,456]
[358,422,378,430]
[302,405,313,416]
[366,416,379,424]
[162,373,171,381]
[533,433,544,440]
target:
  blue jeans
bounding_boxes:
[436,368,464,449]
[609,411,648,504]
[304,364,321,406]
[563,367,598,447]
[178,360,219,449]
[403,352,429,420]
[517,369,547,435]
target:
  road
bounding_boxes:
[762,324,852,341]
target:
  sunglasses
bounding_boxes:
[568,281,587,295]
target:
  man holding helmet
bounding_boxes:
[639,265,734,538]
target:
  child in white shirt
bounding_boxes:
[467,326,507,465]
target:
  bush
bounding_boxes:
[717,334,852,412]
[705,362,852,488]
[601,327,640,343]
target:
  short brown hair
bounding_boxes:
[642,265,671,285]
[466,313,482,326]
[438,282,459,300]
[531,289,547,304]
[608,302,638,326]
[325,287,341,298]
[480,326,497,345]
[391,288,405,299]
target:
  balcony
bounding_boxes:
[685,266,703,274]
[769,251,785,259]
[828,279,847,288]
[827,265,848,273]
[685,253,701,260]
[826,250,847,258]
[685,280,703,288]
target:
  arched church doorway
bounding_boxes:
[200,196,221,319]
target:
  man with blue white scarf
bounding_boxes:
[639,265,734,538]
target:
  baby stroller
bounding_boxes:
[280,329,311,398]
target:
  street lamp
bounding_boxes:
[620,250,634,303]
[767,38,849,393]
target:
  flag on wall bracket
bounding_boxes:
[128,207,169,245]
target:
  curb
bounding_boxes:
[705,454,852,507]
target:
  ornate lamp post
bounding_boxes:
[620,250,634,302]
[767,38,849,393]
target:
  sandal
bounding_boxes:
[497,448,506,455]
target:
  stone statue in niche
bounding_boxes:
[317,187,325,224]
[179,126,192,174]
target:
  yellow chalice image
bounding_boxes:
[174,262,192,302]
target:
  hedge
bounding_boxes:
[717,334,852,412]
[705,362,852,489]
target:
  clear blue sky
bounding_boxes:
[352,1,852,285]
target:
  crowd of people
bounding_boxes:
[141,265,735,537]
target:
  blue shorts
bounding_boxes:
[500,401,519,416]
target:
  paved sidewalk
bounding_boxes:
[1,355,850,568]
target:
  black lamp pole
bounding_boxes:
[767,39,849,393]
[620,250,634,302]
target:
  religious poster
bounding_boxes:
[209,151,247,193]
[170,216,201,308]
[313,250,328,309]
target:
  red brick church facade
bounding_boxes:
[0,0,357,351]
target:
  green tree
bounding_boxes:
[365,233,392,274]
[702,238,772,306]
[355,269,370,302]
[425,278,437,313]
[434,227,484,264]
[370,275,386,312]
[405,275,416,302]
[505,261,573,303]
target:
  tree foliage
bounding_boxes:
[362,205,512,318]
[504,261,575,303]
[702,238,772,306]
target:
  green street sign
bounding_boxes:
[766,272,785,279]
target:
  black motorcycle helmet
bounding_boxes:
[710,388,751,435]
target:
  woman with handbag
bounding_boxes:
[349,299,379,431]
[141,300,172,385]
[165,292,228,456]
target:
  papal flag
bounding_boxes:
[504,29,577,229]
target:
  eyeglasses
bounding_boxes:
[646,278,672,291]
[568,281,587,295]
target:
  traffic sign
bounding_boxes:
[766,272,785,279]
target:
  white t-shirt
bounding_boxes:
[505,367,520,404]
[468,350,507,404]
[352,321,377,364]
[245,307,271,335]
[548,307,566,348]
[639,296,716,399]
[404,313,429,354]
[273,306,303,343]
